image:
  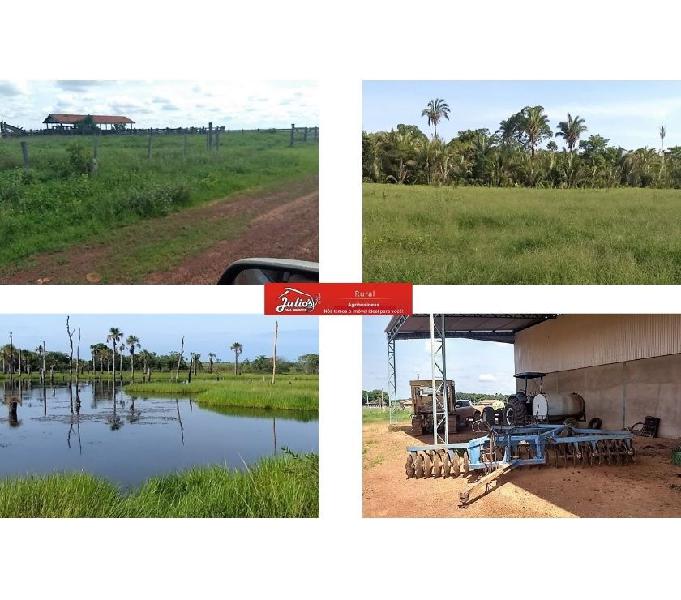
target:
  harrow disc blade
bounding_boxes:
[441,450,451,477]
[414,453,424,478]
[405,453,415,478]
[423,452,433,477]
[432,451,442,478]
[461,451,470,476]
[450,452,461,477]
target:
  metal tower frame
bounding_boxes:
[430,314,449,445]
[387,315,407,425]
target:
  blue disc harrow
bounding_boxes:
[405,424,634,505]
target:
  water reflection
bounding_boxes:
[0,381,318,488]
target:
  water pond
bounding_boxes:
[0,381,318,488]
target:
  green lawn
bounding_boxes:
[0,453,318,518]
[363,183,681,284]
[0,132,318,266]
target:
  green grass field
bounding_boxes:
[0,132,318,268]
[362,407,411,423]
[0,453,318,518]
[363,183,681,284]
[126,373,318,412]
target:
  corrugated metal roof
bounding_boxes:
[44,114,134,125]
[515,314,681,373]
[386,314,555,344]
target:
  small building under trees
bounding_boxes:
[43,113,134,132]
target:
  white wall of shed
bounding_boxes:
[515,314,681,373]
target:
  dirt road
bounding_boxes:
[363,421,681,518]
[0,177,318,285]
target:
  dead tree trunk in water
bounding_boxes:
[175,336,184,383]
[272,320,278,385]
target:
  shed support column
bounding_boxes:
[388,338,396,425]
[430,314,449,445]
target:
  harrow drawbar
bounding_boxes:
[405,424,634,505]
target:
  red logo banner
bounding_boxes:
[264,283,412,316]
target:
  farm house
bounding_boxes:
[386,314,681,438]
[43,113,134,131]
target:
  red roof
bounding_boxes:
[44,113,134,125]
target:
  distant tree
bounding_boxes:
[660,124,667,152]
[421,98,451,139]
[556,113,587,153]
[106,328,123,384]
[208,352,216,374]
[230,342,243,375]
[126,335,140,382]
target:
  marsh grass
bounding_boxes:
[364,183,681,284]
[0,132,318,265]
[0,453,318,518]
[126,374,319,412]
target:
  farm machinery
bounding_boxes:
[407,379,482,435]
[480,372,586,427]
[405,422,634,505]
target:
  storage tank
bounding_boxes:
[532,392,585,423]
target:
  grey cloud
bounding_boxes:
[55,80,104,92]
[0,81,23,96]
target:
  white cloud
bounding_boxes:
[478,373,497,382]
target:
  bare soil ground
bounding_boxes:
[363,421,681,518]
[0,177,318,285]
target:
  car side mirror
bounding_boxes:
[218,258,319,285]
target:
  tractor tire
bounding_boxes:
[588,417,603,430]
[481,406,496,426]
[504,396,527,426]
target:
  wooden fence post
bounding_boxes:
[303,126,308,142]
[20,141,29,172]
[147,130,152,159]
[289,123,295,147]
[208,121,213,151]
[91,135,99,175]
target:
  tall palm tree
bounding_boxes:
[660,125,666,152]
[208,352,216,374]
[126,335,140,382]
[421,98,451,139]
[230,342,243,376]
[555,113,587,153]
[106,328,123,385]
[520,106,551,157]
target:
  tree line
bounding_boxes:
[363,98,681,188]
[1,326,319,383]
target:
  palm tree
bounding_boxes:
[230,342,243,376]
[421,98,451,139]
[555,113,587,153]
[208,352,216,374]
[126,335,140,382]
[660,125,667,152]
[520,106,551,157]
[106,327,123,385]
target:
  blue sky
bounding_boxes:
[363,81,681,150]
[363,317,515,398]
[0,315,318,362]
[0,80,318,130]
